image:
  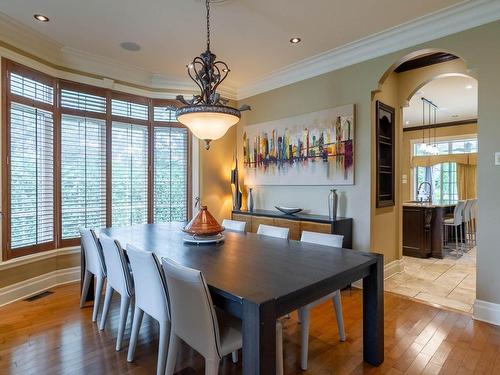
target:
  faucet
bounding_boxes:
[417,182,432,204]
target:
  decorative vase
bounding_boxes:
[183,205,224,236]
[328,189,338,221]
[248,188,254,212]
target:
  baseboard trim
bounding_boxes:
[0,266,80,307]
[352,258,404,289]
[384,258,404,279]
[473,299,500,327]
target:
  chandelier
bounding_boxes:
[176,0,250,150]
[421,97,439,155]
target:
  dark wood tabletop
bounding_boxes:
[93,222,384,374]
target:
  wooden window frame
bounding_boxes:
[2,60,192,260]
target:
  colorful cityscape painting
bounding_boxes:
[243,105,355,186]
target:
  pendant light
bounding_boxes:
[176,0,250,150]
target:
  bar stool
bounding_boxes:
[471,198,478,246]
[462,200,474,251]
[443,201,466,258]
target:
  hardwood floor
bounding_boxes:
[1,283,500,374]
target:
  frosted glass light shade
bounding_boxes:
[176,105,240,149]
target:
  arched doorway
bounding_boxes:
[372,50,478,313]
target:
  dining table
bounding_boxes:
[83,222,384,374]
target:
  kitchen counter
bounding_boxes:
[403,201,457,208]
[402,203,456,258]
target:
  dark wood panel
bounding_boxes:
[394,52,459,73]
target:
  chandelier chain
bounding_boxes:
[206,0,211,51]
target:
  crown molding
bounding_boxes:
[236,0,500,100]
[1,1,499,102]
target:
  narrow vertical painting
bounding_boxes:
[243,104,355,185]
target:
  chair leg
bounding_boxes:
[116,294,131,351]
[127,306,144,362]
[231,351,238,363]
[92,275,105,322]
[298,307,310,370]
[455,226,459,259]
[165,332,180,375]
[332,290,346,341]
[205,359,220,375]
[157,321,171,375]
[276,321,283,375]
[80,270,92,308]
[99,284,113,331]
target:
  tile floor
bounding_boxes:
[385,247,476,313]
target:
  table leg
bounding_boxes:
[362,253,384,366]
[242,299,276,375]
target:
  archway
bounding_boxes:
[372,50,478,313]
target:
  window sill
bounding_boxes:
[0,246,80,271]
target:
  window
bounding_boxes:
[415,163,458,203]
[413,137,478,156]
[3,61,191,260]
[112,122,149,226]
[61,115,107,239]
[154,126,189,222]
[9,103,54,250]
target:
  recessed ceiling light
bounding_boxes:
[290,37,301,44]
[120,42,141,52]
[465,84,473,89]
[405,121,410,125]
[34,14,49,22]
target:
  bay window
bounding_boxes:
[2,60,191,260]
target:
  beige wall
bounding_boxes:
[371,72,401,264]
[402,123,478,202]
[1,19,500,310]
[198,126,236,223]
[237,21,500,308]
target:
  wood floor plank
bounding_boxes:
[1,283,500,374]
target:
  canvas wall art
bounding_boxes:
[243,104,355,186]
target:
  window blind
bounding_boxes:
[61,114,107,239]
[112,122,148,226]
[112,99,148,120]
[10,73,53,104]
[153,106,178,122]
[61,89,106,113]
[9,103,54,249]
[154,126,188,222]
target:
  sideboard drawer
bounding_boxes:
[300,221,331,235]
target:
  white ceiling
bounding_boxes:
[403,75,478,127]
[0,0,465,88]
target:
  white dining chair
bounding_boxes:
[126,245,171,375]
[79,227,106,323]
[162,258,284,375]
[257,224,289,239]
[299,231,346,370]
[222,219,246,232]
[98,234,135,351]
[443,200,466,258]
